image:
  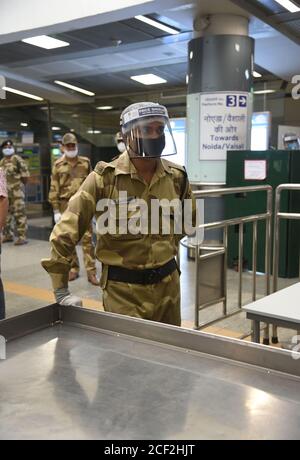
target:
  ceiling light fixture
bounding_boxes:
[2,86,44,101]
[273,0,300,13]
[54,80,95,96]
[20,122,28,127]
[87,130,102,134]
[96,106,113,110]
[253,71,262,78]
[253,89,276,94]
[52,126,61,131]
[130,74,167,85]
[22,35,70,49]
[135,15,180,35]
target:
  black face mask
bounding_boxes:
[137,135,165,157]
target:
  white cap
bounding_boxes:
[120,102,169,133]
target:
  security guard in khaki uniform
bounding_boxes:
[115,131,126,154]
[0,140,30,245]
[42,103,196,326]
[48,133,98,285]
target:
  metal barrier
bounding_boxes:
[183,185,273,341]
[272,184,300,343]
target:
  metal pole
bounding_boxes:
[223,226,228,316]
[266,188,272,296]
[238,223,244,308]
[272,187,282,344]
[194,243,200,329]
[252,220,257,302]
[263,188,273,344]
[273,187,281,294]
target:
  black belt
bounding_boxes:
[107,259,178,285]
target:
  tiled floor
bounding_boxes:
[1,214,298,346]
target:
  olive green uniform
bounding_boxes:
[42,152,196,326]
[48,155,96,276]
[0,154,30,240]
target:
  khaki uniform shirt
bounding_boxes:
[48,155,92,211]
[0,155,30,195]
[42,152,196,289]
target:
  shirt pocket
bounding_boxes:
[112,203,144,240]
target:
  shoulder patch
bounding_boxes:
[163,159,187,176]
[94,160,116,175]
[55,157,65,166]
[79,156,90,163]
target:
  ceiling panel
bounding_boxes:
[63,62,187,95]
[253,0,287,14]
[0,18,170,66]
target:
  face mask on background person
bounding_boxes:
[64,148,78,158]
[117,141,126,153]
[2,147,14,156]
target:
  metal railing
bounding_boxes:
[184,185,273,340]
[272,184,300,343]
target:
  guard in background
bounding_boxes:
[115,131,126,154]
[48,133,98,286]
[0,167,8,319]
[42,103,196,326]
[0,140,30,246]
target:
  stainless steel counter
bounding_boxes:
[0,305,300,440]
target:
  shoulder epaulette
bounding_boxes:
[94,161,116,175]
[163,159,187,175]
[55,156,65,166]
[79,156,91,163]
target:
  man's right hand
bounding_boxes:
[54,287,82,307]
[54,211,62,224]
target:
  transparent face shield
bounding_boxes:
[123,116,177,159]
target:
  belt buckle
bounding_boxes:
[147,269,159,284]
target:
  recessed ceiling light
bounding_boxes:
[273,0,300,13]
[20,122,28,127]
[135,15,180,35]
[254,90,276,94]
[87,130,101,134]
[2,86,44,101]
[52,126,61,131]
[130,74,167,85]
[253,71,262,78]
[96,106,113,110]
[54,80,95,97]
[22,35,70,49]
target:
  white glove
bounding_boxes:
[54,211,62,224]
[54,288,82,307]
